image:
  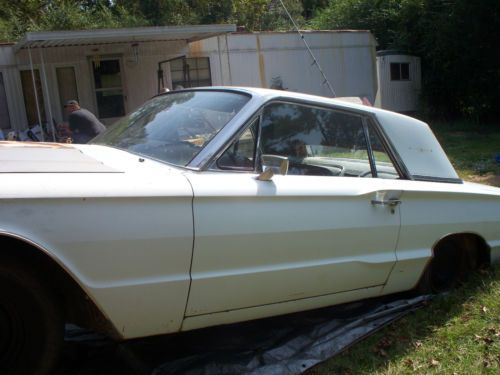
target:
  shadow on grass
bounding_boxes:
[307,265,499,374]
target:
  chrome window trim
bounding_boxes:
[187,90,266,169]
[203,98,371,172]
[207,115,261,172]
[186,89,455,183]
[203,97,409,180]
[366,114,412,180]
[108,87,253,171]
[412,175,464,184]
[361,117,378,178]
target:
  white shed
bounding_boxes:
[186,31,378,102]
[375,50,421,112]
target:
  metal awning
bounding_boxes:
[14,24,236,52]
[14,24,235,142]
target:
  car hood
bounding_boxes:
[0,141,118,173]
[0,142,192,199]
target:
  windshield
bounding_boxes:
[92,91,250,166]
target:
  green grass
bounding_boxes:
[431,121,500,179]
[308,266,500,375]
[308,122,500,374]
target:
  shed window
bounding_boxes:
[92,58,126,119]
[171,57,211,89]
[390,63,410,81]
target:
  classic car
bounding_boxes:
[1,87,499,374]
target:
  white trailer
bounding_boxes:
[0,28,380,136]
[187,31,378,102]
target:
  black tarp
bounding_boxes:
[55,295,430,375]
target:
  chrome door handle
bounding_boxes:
[371,199,401,207]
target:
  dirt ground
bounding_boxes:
[466,174,500,187]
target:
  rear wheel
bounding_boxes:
[0,259,64,374]
[417,237,481,294]
[429,239,463,292]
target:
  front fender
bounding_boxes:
[0,195,194,339]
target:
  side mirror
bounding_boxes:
[257,155,289,181]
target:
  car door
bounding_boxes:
[185,101,403,317]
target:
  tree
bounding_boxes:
[311,0,500,121]
[260,0,304,30]
[0,0,146,41]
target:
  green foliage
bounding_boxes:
[310,0,424,50]
[231,0,305,31]
[115,0,205,26]
[301,0,329,19]
[311,0,500,122]
[0,0,146,40]
[0,0,308,38]
[0,0,496,122]
[416,0,500,122]
[261,0,304,30]
[232,0,268,30]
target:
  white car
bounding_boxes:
[1,87,499,374]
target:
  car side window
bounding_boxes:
[214,102,400,178]
[217,118,258,171]
[367,125,399,179]
[260,102,373,177]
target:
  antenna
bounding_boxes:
[278,0,336,97]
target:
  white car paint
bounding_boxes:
[186,173,401,316]
[0,88,499,342]
[374,110,459,180]
[1,144,195,337]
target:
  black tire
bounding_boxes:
[417,239,464,294]
[0,258,64,375]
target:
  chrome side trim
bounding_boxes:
[184,283,384,318]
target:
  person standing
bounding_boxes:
[64,100,106,144]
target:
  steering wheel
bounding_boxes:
[358,170,373,177]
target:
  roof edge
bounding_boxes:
[14,24,236,52]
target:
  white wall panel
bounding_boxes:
[190,31,378,102]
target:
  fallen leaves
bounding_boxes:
[372,335,395,358]
[403,358,424,371]
[474,326,500,345]
[430,358,440,367]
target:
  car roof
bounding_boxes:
[171,87,460,182]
